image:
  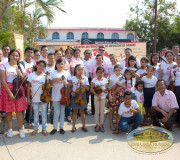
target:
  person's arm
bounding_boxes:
[0,70,14,100]
[159,68,163,79]
[64,61,73,71]
[152,106,168,117]
[27,81,31,105]
[71,67,74,76]
[90,73,93,80]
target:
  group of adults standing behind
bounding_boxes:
[0,44,179,138]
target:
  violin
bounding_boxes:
[11,62,23,99]
[60,75,71,105]
[75,78,86,106]
[94,86,107,94]
[169,70,176,92]
[139,72,147,80]
[40,71,51,103]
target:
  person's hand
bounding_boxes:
[71,92,75,97]
[130,107,136,113]
[162,116,169,123]
[9,93,15,101]
[113,129,119,135]
[27,99,31,105]
[69,60,73,66]
[17,69,22,77]
[63,80,68,85]
[161,110,168,117]
[54,78,61,83]
[98,95,101,101]
[79,80,84,86]
[117,81,122,86]
[173,65,177,69]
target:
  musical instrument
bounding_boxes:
[139,72,147,80]
[11,63,23,99]
[60,75,71,105]
[94,86,107,94]
[40,72,51,103]
[111,76,124,102]
[75,79,86,106]
[169,70,176,92]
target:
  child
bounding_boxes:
[55,50,63,62]
[137,57,149,77]
[49,58,72,135]
[71,64,89,132]
[113,91,143,134]
[150,53,160,79]
[91,66,108,132]
[64,48,73,75]
[39,45,48,63]
[141,65,157,125]
[135,80,145,124]
[33,49,40,62]
[109,64,125,130]
[27,60,48,136]
[45,53,55,74]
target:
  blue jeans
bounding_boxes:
[120,113,143,132]
[32,102,47,130]
[53,101,65,129]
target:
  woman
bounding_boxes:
[0,49,27,138]
[150,53,160,79]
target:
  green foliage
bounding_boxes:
[125,0,179,54]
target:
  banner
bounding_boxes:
[81,39,131,44]
[54,42,147,62]
[13,33,24,61]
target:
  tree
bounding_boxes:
[124,0,178,54]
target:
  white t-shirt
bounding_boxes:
[137,68,146,77]
[1,57,8,63]
[0,62,25,83]
[118,100,139,118]
[72,76,89,92]
[39,55,48,63]
[21,60,35,77]
[153,63,160,79]
[107,62,121,77]
[121,58,140,68]
[92,77,108,99]
[110,74,124,86]
[64,57,71,74]
[27,72,45,102]
[160,62,176,85]
[171,67,180,86]
[135,90,144,103]
[141,76,157,88]
[82,58,91,78]
[121,67,137,75]
[90,56,111,66]
[120,77,136,92]
[49,70,71,101]
[45,65,55,74]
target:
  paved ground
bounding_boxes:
[0,107,180,160]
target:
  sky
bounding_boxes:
[47,0,180,28]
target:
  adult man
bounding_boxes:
[1,45,10,63]
[150,80,179,131]
[172,44,180,61]
[39,45,48,63]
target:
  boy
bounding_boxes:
[45,53,55,74]
[39,45,48,63]
[113,91,142,134]
[33,49,41,62]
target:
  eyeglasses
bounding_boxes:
[99,49,105,51]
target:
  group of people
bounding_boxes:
[0,44,179,138]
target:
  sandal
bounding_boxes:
[42,130,48,136]
[31,130,38,136]
[94,126,99,132]
[71,127,76,133]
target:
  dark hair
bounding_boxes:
[125,48,132,52]
[25,47,34,53]
[156,79,166,86]
[34,60,47,71]
[41,45,47,51]
[48,53,55,57]
[135,80,144,89]
[172,44,180,49]
[96,54,103,59]
[55,57,65,70]
[140,57,149,63]
[99,45,105,49]
[96,66,104,73]
[2,45,10,50]
[65,48,73,55]
[124,91,133,98]
[128,55,137,68]
[114,64,122,70]
[150,53,159,65]
[55,49,62,55]
[124,69,133,86]
[74,48,81,53]
[8,49,20,62]
[74,64,83,76]
[34,49,39,53]
[147,65,155,71]
[165,50,174,58]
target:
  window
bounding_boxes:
[67,32,74,39]
[52,32,59,40]
[97,32,104,39]
[112,33,119,39]
[82,32,89,39]
[127,33,134,40]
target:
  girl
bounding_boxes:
[159,51,176,88]
[64,48,73,74]
[27,60,48,136]
[39,46,48,63]
[0,49,27,138]
[45,53,55,74]
[71,48,84,76]
[135,80,145,124]
[141,65,157,125]
[71,64,89,132]
[91,66,108,132]
[49,58,72,135]
[159,47,168,63]
[55,50,63,62]
[109,64,125,130]
[150,53,160,79]
[137,57,149,77]
[172,55,180,124]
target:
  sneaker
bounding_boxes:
[50,129,57,135]
[59,129,65,135]
[7,129,13,138]
[19,129,25,138]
